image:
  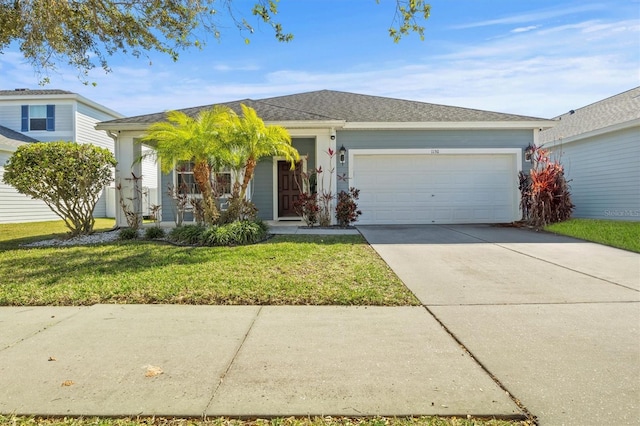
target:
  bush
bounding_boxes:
[293,192,319,227]
[335,187,362,228]
[520,147,574,228]
[168,220,268,246]
[201,220,269,246]
[144,227,166,239]
[2,141,116,236]
[168,224,206,245]
[118,228,139,240]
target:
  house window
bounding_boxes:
[175,162,233,196]
[21,105,55,131]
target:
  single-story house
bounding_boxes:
[540,87,640,221]
[97,90,554,226]
[0,89,158,224]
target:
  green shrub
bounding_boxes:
[168,224,206,245]
[144,227,165,239]
[118,228,139,240]
[204,220,269,246]
[167,221,268,246]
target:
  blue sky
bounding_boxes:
[1,0,638,118]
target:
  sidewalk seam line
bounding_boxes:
[202,306,263,419]
[0,306,88,352]
[422,305,538,425]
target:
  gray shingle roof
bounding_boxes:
[101,89,547,126]
[0,89,75,96]
[540,87,640,143]
[0,125,38,143]
[0,125,38,151]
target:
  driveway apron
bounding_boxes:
[359,224,640,426]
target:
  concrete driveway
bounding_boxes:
[358,224,640,426]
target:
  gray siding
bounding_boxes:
[161,171,177,224]
[336,129,532,193]
[550,126,640,221]
[253,159,273,220]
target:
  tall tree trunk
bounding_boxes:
[239,156,256,200]
[193,160,219,225]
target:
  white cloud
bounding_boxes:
[452,4,605,29]
[511,25,539,33]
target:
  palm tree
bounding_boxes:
[141,106,234,225]
[230,104,300,200]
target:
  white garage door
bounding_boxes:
[352,152,518,225]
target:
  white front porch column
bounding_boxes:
[114,133,142,228]
[316,128,338,225]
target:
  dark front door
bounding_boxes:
[278,161,302,217]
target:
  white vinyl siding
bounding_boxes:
[550,126,640,221]
[0,105,23,132]
[0,150,60,223]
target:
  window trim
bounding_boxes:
[21,104,55,132]
[174,161,235,198]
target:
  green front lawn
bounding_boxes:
[545,219,640,253]
[0,221,417,306]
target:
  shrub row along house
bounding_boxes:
[97,90,554,226]
[0,89,157,224]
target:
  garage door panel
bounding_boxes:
[353,153,517,225]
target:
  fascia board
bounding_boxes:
[544,118,640,147]
[342,121,556,130]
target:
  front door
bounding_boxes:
[278,161,302,217]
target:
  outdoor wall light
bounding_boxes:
[524,144,536,163]
[339,145,346,164]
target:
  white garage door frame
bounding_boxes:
[348,148,523,224]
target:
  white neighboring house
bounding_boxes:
[0,89,158,224]
[540,87,640,221]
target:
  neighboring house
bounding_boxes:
[97,90,554,226]
[540,87,640,221]
[0,89,158,224]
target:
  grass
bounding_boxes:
[545,218,640,253]
[0,416,533,426]
[0,218,116,250]
[0,220,417,306]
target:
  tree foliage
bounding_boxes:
[141,106,234,225]
[0,0,430,83]
[2,141,117,236]
[141,104,298,225]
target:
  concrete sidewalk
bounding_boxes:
[0,304,522,419]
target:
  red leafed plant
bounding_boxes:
[520,146,574,228]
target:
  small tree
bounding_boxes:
[3,141,116,235]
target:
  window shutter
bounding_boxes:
[21,105,29,131]
[46,105,55,131]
